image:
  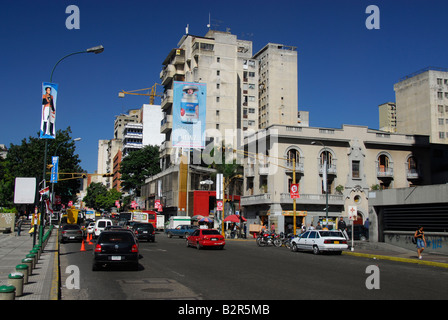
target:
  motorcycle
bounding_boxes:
[256,232,282,247]
[279,232,296,249]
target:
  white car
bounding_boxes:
[290,230,348,255]
[86,222,95,234]
[93,219,113,238]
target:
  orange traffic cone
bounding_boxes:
[80,239,86,251]
[88,233,93,245]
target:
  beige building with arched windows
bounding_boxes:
[242,124,447,235]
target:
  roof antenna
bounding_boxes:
[207,13,211,29]
[185,24,189,34]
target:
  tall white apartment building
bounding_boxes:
[254,43,298,129]
[159,30,258,169]
[378,102,397,133]
[394,67,448,143]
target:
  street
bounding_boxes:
[59,231,448,301]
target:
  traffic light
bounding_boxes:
[102,173,113,177]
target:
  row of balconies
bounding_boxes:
[241,193,344,206]
[161,114,172,133]
[245,161,420,180]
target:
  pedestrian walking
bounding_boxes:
[16,216,23,236]
[338,217,349,240]
[270,223,276,233]
[414,226,427,259]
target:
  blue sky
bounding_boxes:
[1,0,447,174]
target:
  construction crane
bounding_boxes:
[118,83,163,105]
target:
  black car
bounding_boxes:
[347,224,369,241]
[60,224,84,243]
[92,230,140,271]
[133,223,155,242]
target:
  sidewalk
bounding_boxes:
[0,222,59,300]
[228,237,448,269]
[343,240,448,269]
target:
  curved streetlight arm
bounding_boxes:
[49,45,104,82]
[50,51,85,82]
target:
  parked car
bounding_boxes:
[347,224,369,241]
[86,221,95,235]
[186,229,225,250]
[92,230,140,271]
[166,225,198,238]
[133,223,155,242]
[93,219,113,238]
[60,224,84,243]
[290,230,348,255]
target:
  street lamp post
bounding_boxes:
[40,46,103,246]
[50,137,81,216]
[311,141,329,229]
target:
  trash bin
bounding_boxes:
[15,264,29,284]
[0,285,15,300]
[22,258,33,275]
[8,272,24,297]
[31,248,40,260]
[26,253,36,269]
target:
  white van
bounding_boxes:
[94,219,113,238]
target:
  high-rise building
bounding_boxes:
[96,104,163,190]
[254,43,298,129]
[394,67,448,143]
[143,29,300,216]
[159,30,259,169]
[378,102,397,133]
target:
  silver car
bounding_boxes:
[290,230,348,255]
[61,224,84,243]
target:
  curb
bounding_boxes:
[50,228,60,300]
[342,251,448,269]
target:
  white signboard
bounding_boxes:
[14,177,36,204]
[348,205,357,221]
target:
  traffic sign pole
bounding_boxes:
[293,158,296,235]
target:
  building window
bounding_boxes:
[408,156,417,172]
[320,151,333,166]
[286,149,300,167]
[438,92,443,99]
[378,154,390,173]
[217,57,220,63]
[352,160,360,178]
[439,132,445,139]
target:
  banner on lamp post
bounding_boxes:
[40,82,58,139]
[50,156,59,183]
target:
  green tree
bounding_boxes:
[2,127,84,207]
[96,188,122,212]
[83,182,107,211]
[119,145,161,196]
[83,182,121,212]
[0,157,14,207]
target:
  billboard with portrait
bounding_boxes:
[172,81,206,149]
[40,82,58,139]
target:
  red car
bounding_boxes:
[186,229,225,250]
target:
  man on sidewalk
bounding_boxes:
[16,216,23,236]
[338,217,349,240]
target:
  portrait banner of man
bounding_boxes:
[40,82,58,139]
